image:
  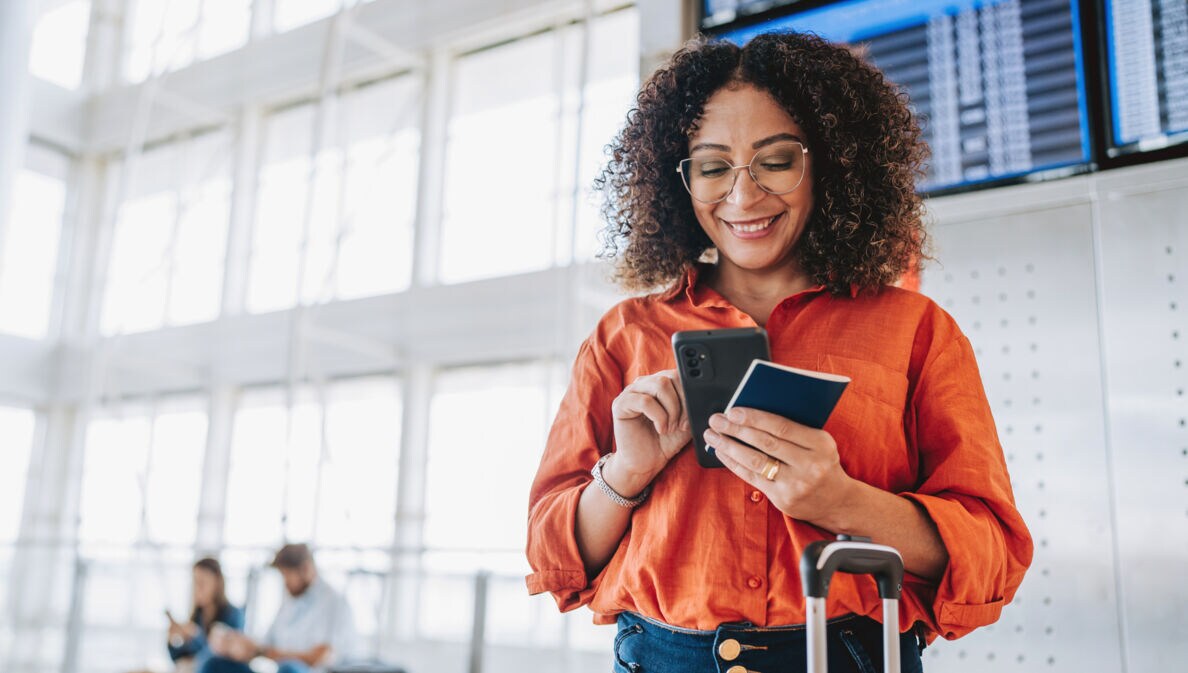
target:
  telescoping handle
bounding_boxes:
[801,535,904,673]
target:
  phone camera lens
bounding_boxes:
[689,369,701,378]
[686,358,699,368]
[682,347,697,358]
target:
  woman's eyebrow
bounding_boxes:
[753,132,803,148]
[689,132,805,154]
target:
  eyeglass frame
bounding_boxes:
[674,141,810,204]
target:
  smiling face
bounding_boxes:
[686,83,815,278]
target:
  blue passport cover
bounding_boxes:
[725,360,851,428]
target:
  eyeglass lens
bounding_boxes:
[680,142,806,203]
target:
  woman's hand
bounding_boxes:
[704,407,855,526]
[607,369,691,495]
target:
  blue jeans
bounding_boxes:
[200,656,311,673]
[199,657,252,673]
[613,611,925,673]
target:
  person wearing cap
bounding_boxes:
[202,544,359,673]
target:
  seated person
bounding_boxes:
[203,543,358,673]
[168,557,244,672]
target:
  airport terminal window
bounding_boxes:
[248,104,316,313]
[0,406,35,543]
[78,398,207,548]
[248,80,418,313]
[439,30,575,284]
[101,131,231,334]
[28,0,90,89]
[418,362,563,639]
[224,386,320,547]
[0,164,67,339]
[224,378,402,549]
[573,7,640,262]
[336,77,419,299]
[123,0,251,83]
[440,8,641,282]
[272,0,341,34]
[315,377,403,548]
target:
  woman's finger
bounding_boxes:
[616,391,675,434]
[713,438,769,489]
[705,428,784,479]
[629,374,683,434]
[707,412,796,462]
[657,372,689,431]
[724,407,835,454]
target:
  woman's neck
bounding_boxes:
[707,258,814,307]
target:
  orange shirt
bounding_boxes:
[525,262,1032,640]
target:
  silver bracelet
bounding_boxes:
[591,453,650,508]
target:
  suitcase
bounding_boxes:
[800,535,905,673]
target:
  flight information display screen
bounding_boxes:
[1103,0,1188,156]
[702,1,807,29]
[714,0,1094,193]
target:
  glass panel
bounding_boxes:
[250,79,420,310]
[224,386,325,546]
[0,407,36,542]
[78,398,206,549]
[78,408,153,546]
[101,190,176,334]
[124,0,249,82]
[273,0,340,33]
[197,0,250,60]
[0,168,66,338]
[248,105,314,313]
[143,405,208,546]
[28,0,91,89]
[102,132,230,334]
[439,29,581,283]
[574,8,641,261]
[337,77,420,299]
[225,379,402,550]
[315,377,402,548]
[423,363,554,561]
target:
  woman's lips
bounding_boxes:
[723,212,782,239]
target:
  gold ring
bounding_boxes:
[762,458,780,481]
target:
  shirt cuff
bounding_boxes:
[899,491,1011,639]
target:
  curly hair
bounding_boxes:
[595,31,930,295]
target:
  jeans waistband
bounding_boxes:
[621,611,864,647]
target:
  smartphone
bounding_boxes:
[672,327,770,468]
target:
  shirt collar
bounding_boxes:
[658,262,860,306]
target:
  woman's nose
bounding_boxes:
[725,166,767,208]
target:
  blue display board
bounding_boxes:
[1102,0,1188,156]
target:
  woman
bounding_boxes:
[526,31,1033,672]
[167,557,244,672]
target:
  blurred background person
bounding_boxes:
[165,557,243,673]
[204,544,358,673]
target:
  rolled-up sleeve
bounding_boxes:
[901,333,1033,640]
[525,335,621,611]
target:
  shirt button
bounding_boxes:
[747,576,762,589]
[749,490,764,503]
[718,638,741,661]
[726,666,747,673]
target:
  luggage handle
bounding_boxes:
[800,534,904,600]
[801,535,904,673]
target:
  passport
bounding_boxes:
[725,359,851,429]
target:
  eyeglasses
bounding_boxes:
[675,141,809,204]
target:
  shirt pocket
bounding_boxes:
[816,353,912,488]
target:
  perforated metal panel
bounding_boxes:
[920,199,1125,672]
[1096,177,1188,672]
